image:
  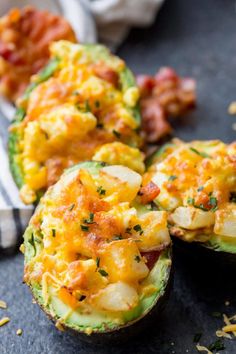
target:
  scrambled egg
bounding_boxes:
[24,163,170,313]
[145,139,236,242]
[92,142,145,174]
[11,41,142,204]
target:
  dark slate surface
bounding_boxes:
[1,0,236,353]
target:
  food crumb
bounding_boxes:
[228,101,236,115]
[16,328,23,336]
[0,300,7,309]
[225,301,230,306]
[0,317,10,327]
[55,320,65,332]
[171,341,175,346]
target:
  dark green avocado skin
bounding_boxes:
[33,247,173,345]
[173,238,236,268]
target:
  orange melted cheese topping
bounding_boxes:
[13,41,142,204]
[145,139,236,241]
[24,164,170,313]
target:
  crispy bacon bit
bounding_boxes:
[137,67,196,142]
[45,157,66,187]
[93,65,119,87]
[0,6,76,101]
[140,99,172,142]
[139,181,160,204]
[141,251,161,270]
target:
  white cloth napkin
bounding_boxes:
[0,0,164,250]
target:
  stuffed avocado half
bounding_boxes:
[144,139,236,258]
[9,41,144,204]
[22,161,172,341]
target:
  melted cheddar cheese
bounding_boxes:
[23,163,170,315]
[145,139,236,242]
[11,41,142,204]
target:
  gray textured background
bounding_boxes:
[1,0,236,353]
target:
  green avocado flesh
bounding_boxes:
[8,43,141,193]
[23,161,172,334]
[205,234,236,254]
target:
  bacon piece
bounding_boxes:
[139,181,160,204]
[93,65,119,87]
[0,6,76,101]
[141,98,172,142]
[141,250,161,270]
[137,67,196,143]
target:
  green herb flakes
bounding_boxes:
[197,186,204,192]
[98,269,108,277]
[112,234,123,240]
[97,186,106,195]
[133,224,143,235]
[68,203,75,211]
[96,257,100,268]
[169,175,177,181]
[190,147,210,158]
[134,255,141,263]
[112,130,121,138]
[80,225,89,232]
[83,213,94,224]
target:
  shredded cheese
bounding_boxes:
[196,344,212,354]
[16,329,23,336]
[223,313,236,337]
[222,324,236,333]
[0,317,10,327]
[228,101,236,115]
[216,329,232,339]
[55,320,65,332]
[0,300,7,309]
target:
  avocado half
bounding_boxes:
[23,161,172,343]
[8,42,142,202]
[146,140,236,264]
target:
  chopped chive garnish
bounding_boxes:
[85,100,91,112]
[133,224,143,235]
[97,186,106,195]
[80,225,89,232]
[190,147,210,158]
[169,175,177,181]
[134,255,141,263]
[83,212,94,224]
[197,186,204,192]
[193,333,202,343]
[125,227,132,235]
[209,196,218,211]
[96,257,100,268]
[98,269,108,277]
[112,130,121,138]
[112,234,123,240]
[52,229,56,237]
[68,203,75,211]
[95,100,100,108]
[195,204,209,211]
[28,233,36,256]
[187,197,195,205]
